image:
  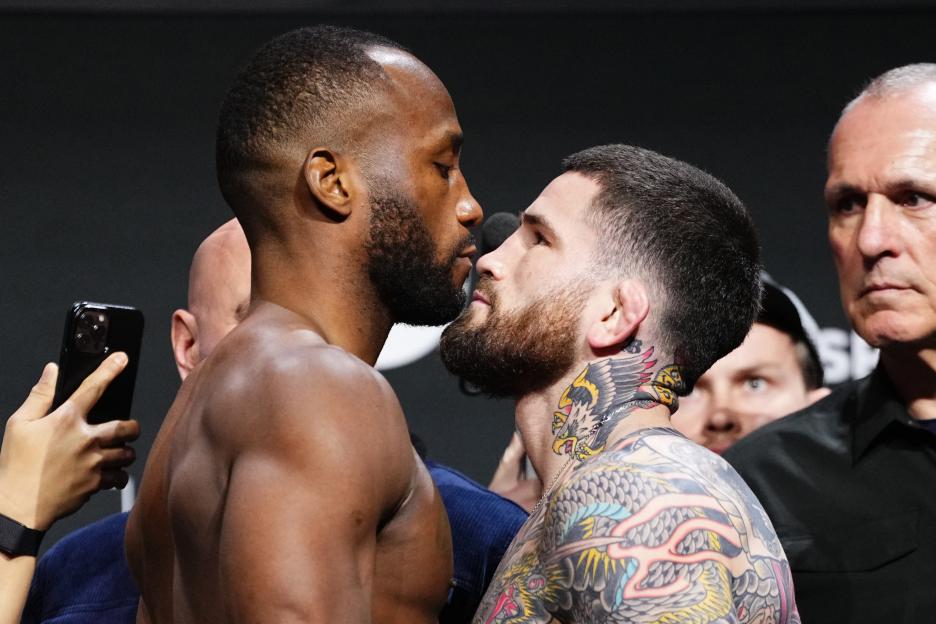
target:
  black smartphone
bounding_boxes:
[50,302,144,424]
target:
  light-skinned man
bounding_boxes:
[442,144,799,623]
[725,63,936,623]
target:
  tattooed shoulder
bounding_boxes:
[475,429,799,624]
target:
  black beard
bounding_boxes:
[365,186,471,326]
[439,277,585,398]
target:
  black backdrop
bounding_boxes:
[1,7,933,551]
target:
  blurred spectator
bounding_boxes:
[671,275,830,453]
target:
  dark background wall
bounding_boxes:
[1,6,933,550]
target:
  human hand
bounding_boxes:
[488,432,542,513]
[0,353,141,531]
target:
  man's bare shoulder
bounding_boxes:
[198,314,406,455]
[565,429,787,562]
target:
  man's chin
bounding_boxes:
[853,309,936,349]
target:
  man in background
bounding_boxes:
[725,63,936,622]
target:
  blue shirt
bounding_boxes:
[23,462,526,624]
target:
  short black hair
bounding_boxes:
[562,144,762,391]
[216,25,408,226]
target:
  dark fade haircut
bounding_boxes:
[215,25,408,231]
[562,144,762,392]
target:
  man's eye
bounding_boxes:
[830,194,864,215]
[434,163,453,179]
[898,191,935,209]
[534,231,548,246]
[745,377,766,391]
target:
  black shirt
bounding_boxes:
[723,365,936,624]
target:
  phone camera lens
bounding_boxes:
[74,308,108,354]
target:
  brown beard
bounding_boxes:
[440,276,586,398]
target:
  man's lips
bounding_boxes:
[471,290,490,305]
[458,244,477,259]
[860,281,912,296]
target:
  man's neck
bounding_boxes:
[881,344,936,421]
[250,247,393,366]
[515,342,683,488]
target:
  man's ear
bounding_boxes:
[171,309,199,381]
[586,280,650,351]
[303,147,355,219]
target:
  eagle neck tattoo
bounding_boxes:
[549,342,684,463]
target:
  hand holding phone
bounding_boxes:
[0,354,141,531]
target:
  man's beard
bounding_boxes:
[440,277,585,398]
[365,185,471,326]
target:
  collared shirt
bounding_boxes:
[724,365,936,624]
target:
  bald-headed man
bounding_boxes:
[725,63,936,622]
[127,26,482,623]
[170,219,251,379]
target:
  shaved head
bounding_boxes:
[172,219,251,378]
[188,219,251,357]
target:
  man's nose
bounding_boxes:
[455,188,483,227]
[475,248,503,281]
[705,405,739,433]
[856,195,902,259]
[474,227,522,281]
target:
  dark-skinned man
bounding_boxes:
[26,219,524,624]
[127,26,483,623]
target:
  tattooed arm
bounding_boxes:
[476,431,799,624]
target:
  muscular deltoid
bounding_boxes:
[477,348,799,624]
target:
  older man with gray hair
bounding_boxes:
[725,63,936,623]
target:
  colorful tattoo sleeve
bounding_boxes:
[475,430,799,624]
